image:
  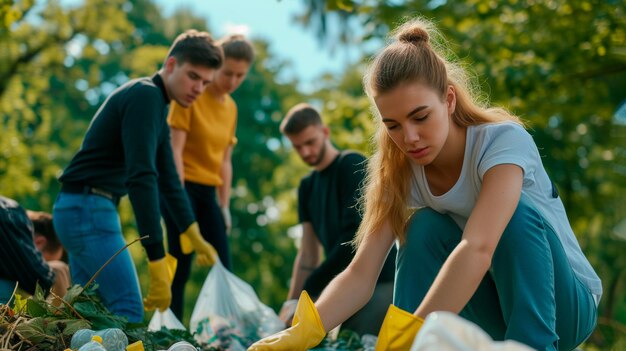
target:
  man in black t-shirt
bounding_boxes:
[278,103,395,336]
[53,30,222,322]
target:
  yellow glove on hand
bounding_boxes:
[179,222,218,266]
[143,253,177,312]
[248,291,325,351]
[375,304,424,351]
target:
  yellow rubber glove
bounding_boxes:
[143,253,177,312]
[248,291,325,351]
[375,304,424,351]
[179,222,218,266]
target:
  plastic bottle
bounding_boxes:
[78,335,106,351]
[163,341,198,351]
[98,328,128,351]
[71,329,96,349]
[71,328,128,351]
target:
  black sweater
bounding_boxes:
[59,74,194,260]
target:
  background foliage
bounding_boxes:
[1,0,625,348]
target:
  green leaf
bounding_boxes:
[61,319,92,336]
[73,301,127,330]
[63,284,84,304]
[13,293,27,313]
[33,283,46,301]
[26,298,48,317]
[15,317,53,344]
[326,0,355,12]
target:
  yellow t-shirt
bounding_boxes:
[167,90,238,186]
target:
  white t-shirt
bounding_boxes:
[408,122,602,298]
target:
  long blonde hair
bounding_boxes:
[355,17,523,247]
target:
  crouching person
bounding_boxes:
[249,17,600,351]
[0,196,65,304]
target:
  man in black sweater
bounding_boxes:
[53,30,222,322]
[278,103,395,336]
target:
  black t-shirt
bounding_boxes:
[0,196,54,294]
[59,74,194,259]
[298,151,395,297]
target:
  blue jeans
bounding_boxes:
[53,192,143,323]
[394,194,597,351]
[0,278,16,304]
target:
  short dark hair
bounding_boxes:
[167,29,223,69]
[280,103,323,135]
[218,34,255,63]
[26,211,61,254]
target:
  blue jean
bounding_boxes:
[394,194,597,351]
[0,278,16,304]
[53,192,143,323]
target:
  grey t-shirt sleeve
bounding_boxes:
[477,123,538,185]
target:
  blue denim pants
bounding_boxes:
[53,192,143,323]
[0,278,16,304]
[394,194,597,351]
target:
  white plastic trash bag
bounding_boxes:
[410,312,535,351]
[148,308,186,331]
[190,260,284,348]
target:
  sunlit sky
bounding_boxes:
[156,0,361,92]
[56,0,374,92]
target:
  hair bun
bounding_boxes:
[398,27,429,45]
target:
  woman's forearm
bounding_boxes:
[415,239,491,318]
[315,264,378,332]
[315,221,395,331]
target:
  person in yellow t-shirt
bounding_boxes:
[161,34,254,319]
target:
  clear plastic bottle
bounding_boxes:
[97,328,128,351]
[71,329,96,349]
[78,335,107,351]
[71,328,128,351]
[164,341,198,351]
